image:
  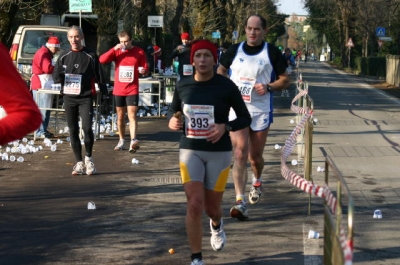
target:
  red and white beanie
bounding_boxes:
[46,36,61,48]
[153,45,162,53]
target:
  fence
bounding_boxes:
[323,156,354,265]
[280,63,354,264]
[386,55,400,88]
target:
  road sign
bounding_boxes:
[379,36,392,41]
[69,0,92,12]
[147,16,163,27]
[375,27,386,37]
[346,38,354,47]
[378,40,383,48]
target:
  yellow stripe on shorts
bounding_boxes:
[214,165,230,192]
[180,162,191,184]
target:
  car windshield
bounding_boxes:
[21,30,70,57]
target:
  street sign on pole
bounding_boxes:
[147,15,164,73]
[346,38,354,48]
[379,36,392,41]
[375,27,386,37]
[69,0,92,12]
[378,40,383,48]
[347,39,352,47]
[147,16,163,28]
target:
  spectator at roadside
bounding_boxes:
[171,32,192,80]
[0,42,42,146]
[153,45,164,73]
[145,45,155,77]
[31,36,61,138]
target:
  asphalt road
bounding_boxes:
[1,60,399,265]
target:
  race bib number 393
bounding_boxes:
[183,104,215,139]
[64,74,82,95]
[237,77,256,103]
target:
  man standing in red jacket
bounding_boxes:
[31,36,60,138]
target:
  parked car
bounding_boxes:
[9,25,70,88]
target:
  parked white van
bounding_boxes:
[9,25,70,87]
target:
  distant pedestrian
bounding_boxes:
[168,40,251,265]
[282,47,296,97]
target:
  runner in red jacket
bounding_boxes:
[99,31,148,152]
[0,43,42,145]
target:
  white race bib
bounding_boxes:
[183,104,215,139]
[183,64,193,76]
[236,77,256,103]
[119,66,134,82]
[64,74,82,95]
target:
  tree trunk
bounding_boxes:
[0,3,19,46]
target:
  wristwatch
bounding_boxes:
[225,123,232,132]
[266,85,273,93]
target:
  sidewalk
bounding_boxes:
[1,60,399,264]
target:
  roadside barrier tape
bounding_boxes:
[281,87,353,265]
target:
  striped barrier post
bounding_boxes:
[282,88,354,265]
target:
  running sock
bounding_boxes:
[191,252,202,261]
[212,220,221,230]
[236,195,246,203]
[252,175,262,186]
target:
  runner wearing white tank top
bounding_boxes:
[218,14,290,220]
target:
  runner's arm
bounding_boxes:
[0,44,42,145]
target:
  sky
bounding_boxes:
[277,0,308,16]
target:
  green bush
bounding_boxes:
[354,56,386,77]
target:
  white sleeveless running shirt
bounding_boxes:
[230,42,274,113]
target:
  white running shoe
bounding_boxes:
[248,183,262,204]
[85,156,96,175]
[72,161,85,175]
[210,219,226,251]
[191,259,204,265]
[114,139,125,151]
[230,200,248,220]
[129,139,140,153]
